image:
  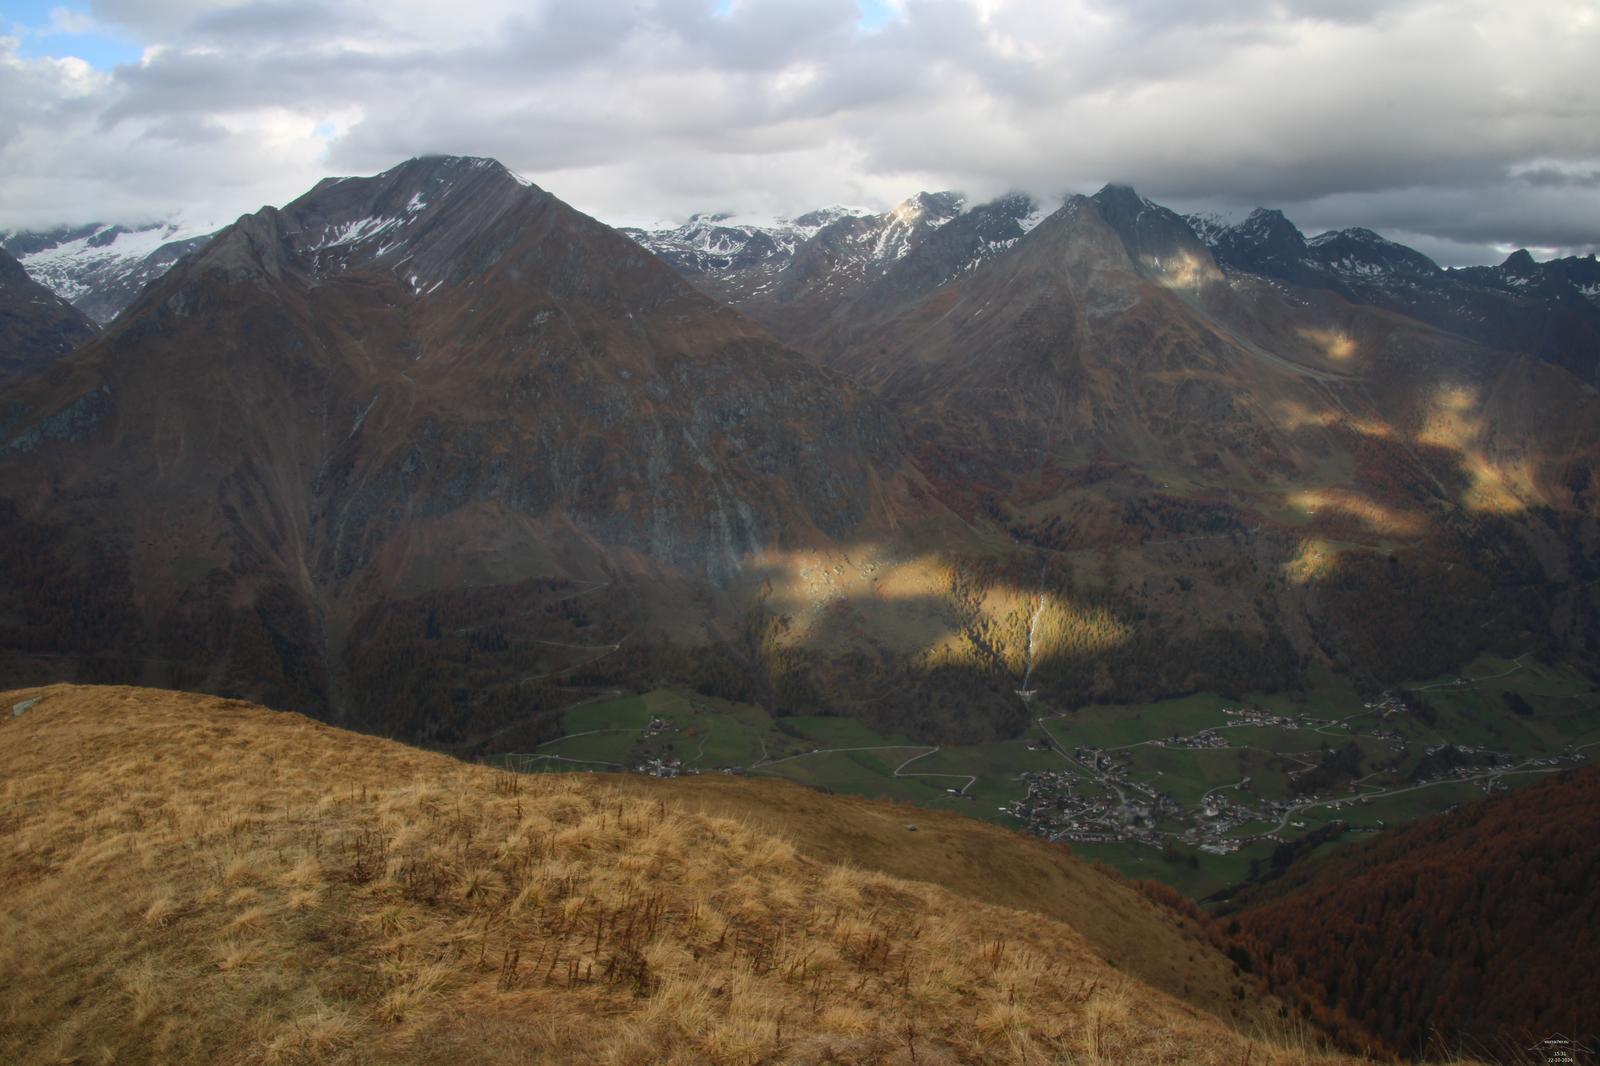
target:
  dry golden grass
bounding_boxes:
[1,684,1378,1065]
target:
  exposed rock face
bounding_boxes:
[0,248,97,387]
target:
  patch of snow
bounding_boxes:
[1018,205,1049,234]
[310,215,403,251]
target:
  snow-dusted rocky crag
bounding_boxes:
[1,222,214,325]
[627,192,1046,302]
[619,205,870,299]
[627,190,1049,359]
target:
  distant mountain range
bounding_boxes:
[629,191,1600,386]
[1,157,1596,751]
[10,189,1598,383]
[2,161,1595,1065]
[1186,207,1600,386]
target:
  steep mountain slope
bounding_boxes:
[0,683,1382,1066]
[2,221,213,325]
[1229,764,1600,1060]
[0,156,945,738]
[1189,209,1600,386]
[0,247,97,387]
[3,160,1596,762]
[771,182,1600,710]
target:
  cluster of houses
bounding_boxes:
[1007,762,1181,847]
[1161,729,1228,749]
[636,756,683,778]
[1221,706,1312,730]
[1364,692,1410,717]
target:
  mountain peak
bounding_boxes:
[388,153,514,177]
[185,153,552,295]
[1231,208,1309,261]
[1306,226,1440,277]
[1091,183,1150,215]
[1501,248,1537,272]
[1328,226,1388,245]
[890,190,965,226]
[1087,183,1222,291]
[1240,207,1299,234]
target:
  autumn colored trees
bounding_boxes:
[1228,766,1600,1060]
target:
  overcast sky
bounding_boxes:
[2,0,1598,266]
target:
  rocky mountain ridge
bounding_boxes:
[1187,208,1600,385]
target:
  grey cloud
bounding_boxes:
[1518,166,1600,189]
[187,1,356,44]
[1,0,1597,266]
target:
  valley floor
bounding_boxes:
[490,653,1600,900]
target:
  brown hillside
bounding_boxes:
[615,772,1286,1034]
[0,683,1375,1065]
[1232,765,1600,1062]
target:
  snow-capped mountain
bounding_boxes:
[619,205,869,293]
[626,190,1049,358]
[624,191,1047,305]
[1,221,214,325]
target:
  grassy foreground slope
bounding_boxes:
[0,685,1374,1066]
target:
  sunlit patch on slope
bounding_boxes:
[1415,384,1532,514]
[1145,249,1221,293]
[747,545,1131,680]
[1295,327,1358,363]
[1027,596,1134,662]
[1283,538,1340,584]
[1286,488,1423,535]
[1272,399,1395,439]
